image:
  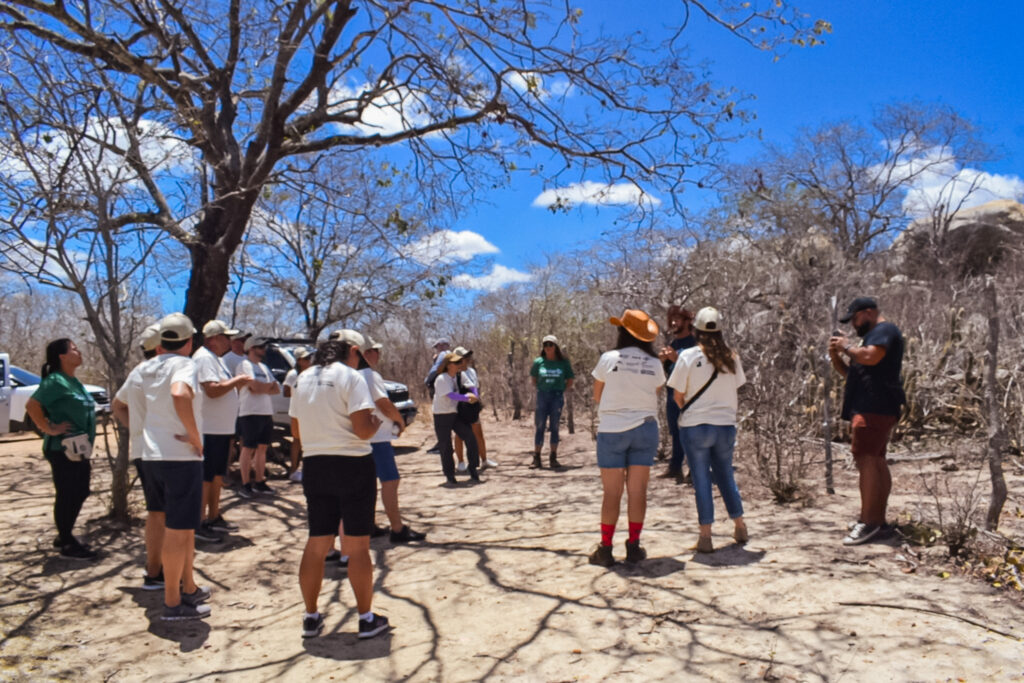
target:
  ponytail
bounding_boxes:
[42,338,72,378]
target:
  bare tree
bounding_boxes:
[0,55,167,520]
[731,102,990,260]
[0,0,829,324]
[241,155,453,338]
[982,276,1007,530]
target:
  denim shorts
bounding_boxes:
[596,418,658,468]
[371,441,400,483]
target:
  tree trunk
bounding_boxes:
[983,276,1007,531]
[184,241,234,326]
[566,387,575,434]
[108,424,131,522]
[509,340,522,420]
[183,192,261,325]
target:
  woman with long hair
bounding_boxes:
[588,310,666,567]
[530,335,575,469]
[666,307,748,553]
[454,347,497,471]
[25,339,98,560]
[432,351,480,485]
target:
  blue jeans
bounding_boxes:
[596,419,658,468]
[666,390,686,472]
[534,391,565,448]
[680,424,743,525]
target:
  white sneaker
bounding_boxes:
[289,470,303,482]
[483,459,498,468]
[456,461,468,473]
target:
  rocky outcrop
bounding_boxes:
[896,199,1024,275]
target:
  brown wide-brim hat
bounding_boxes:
[609,309,659,342]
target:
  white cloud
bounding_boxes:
[404,229,499,264]
[0,116,193,191]
[328,82,434,137]
[452,264,533,291]
[532,181,660,209]
[875,146,1024,217]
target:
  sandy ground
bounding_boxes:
[1,417,1023,682]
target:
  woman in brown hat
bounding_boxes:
[432,351,480,484]
[587,309,666,567]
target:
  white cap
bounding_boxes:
[293,347,312,360]
[542,334,558,345]
[244,336,268,352]
[694,307,722,332]
[202,319,240,338]
[140,323,161,352]
[328,329,365,347]
[159,313,196,342]
[364,335,383,351]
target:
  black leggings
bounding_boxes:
[45,451,92,545]
[433,413,478,477]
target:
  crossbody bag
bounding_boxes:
[680,368,718,414]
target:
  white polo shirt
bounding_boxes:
[591,347,666,433]
[360,367,394,443]
[289,362,375,457]
[114,361,147,461]
[139,354,203,461]
[193,345,239,435]
[666,346,746,427]
[236,358,275,416]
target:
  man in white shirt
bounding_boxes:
[282,347,313,482]
[234,336,280,498]
[112,323,165,590]
[361,337,426,544]
[290,330,389,640]
[137,313,211,621]
[222,331,249,374]
[193,320,252,539]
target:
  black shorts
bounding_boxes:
[302,455,377,537]
[135,460,164,513]
[238,414,273,448]
[202,434,232,481]
[146,461,203,530]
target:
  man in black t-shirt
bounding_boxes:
[829,297,906,546]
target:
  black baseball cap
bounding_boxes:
[839,297,878,323]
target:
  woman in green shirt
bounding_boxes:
[530,335,575,469]
[26,339,97,561]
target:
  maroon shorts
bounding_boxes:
[850,413,898,459]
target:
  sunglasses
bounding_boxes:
[543,342,555,347]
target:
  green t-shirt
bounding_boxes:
[31,372,96,453]
[531,357,575,393]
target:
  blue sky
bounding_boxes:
[450,1,1024,290]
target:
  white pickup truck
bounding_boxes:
[0,353,110,434]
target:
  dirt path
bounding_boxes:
[1,420,1022,681]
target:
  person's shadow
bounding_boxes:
[302,627,392,660]
[689,544,766,567]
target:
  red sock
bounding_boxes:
[600,523,615,547]
[628,522,643,543]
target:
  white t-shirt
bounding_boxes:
[432,372,458,415]
[288,363,375,457]
[591,347,666,433]
[222,350,246,374]
[193,345,239,435]
[360,367,394,443]
[139,354,204,461]
[460,368,479,392]
[114,361,147,461]
[235,358,276,416]
[283,368,299,389]
[666,346,746,427]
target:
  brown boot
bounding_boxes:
[531,451,543,469]
[549,452,562,469]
